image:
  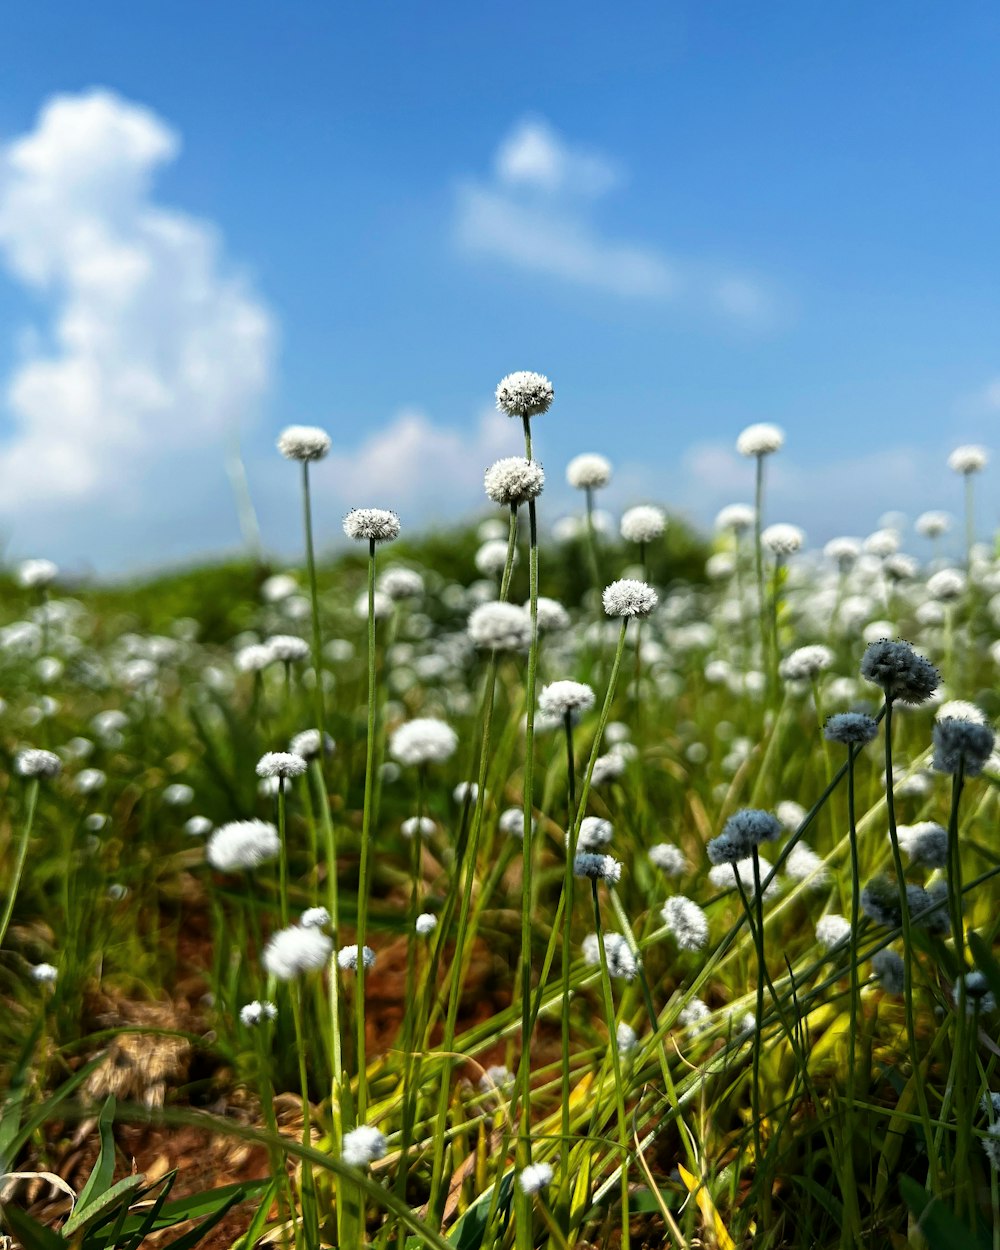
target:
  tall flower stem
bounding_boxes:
[842,742,863,1248]
[747,850,767,1196]
[0,779,39,950]
[965,472,975,568]
[301,461,327,744]
[883,698,940,1188]
[395,767,426,1205]
[591,880,629,1250]
[290,984,318,1247]
[583,486,603,600]
[753,453,768,676]
[558,711,576,1216]
[946,760,972,1218]
[277,780,290,928]
[355,536,378,1123]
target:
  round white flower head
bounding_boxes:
[495,371,553,419]
[30,962,58,984]
[533,597,570,632]
[620,505,666,544]
[454,781,479,804]
[816,914,851,951]
[575,816,613,851]
[948,445,988,475]
[566,453,612,490]
[484,456,545,506]
[206,820,280,872]
[916,510,952,538]
[185,815,213,837]
[342,1124,387,1168]
[256,751,308,780]
[784,842,830,887]
[289,728,335,760]
[736,423,784,457]
[261,573,298,602]
[263,924,333,979]
[476,539,515,577]
[616,1021,638,1056]
[355,588,394,619]
[649,843,687,876]
[16,748,62,779]
[163,783,195,806]
[863,528,900,557]
[277,425,331,462]
[401,815,437,838]
[762,523,805,557]
[538,680,595,722]
[236,643,274,673]
[337,944,376,972]
[499,807,534,838]
[779,644,834,683]
[378,566,424,600]
[927,568,966,601]
[603,579,658,619]
[591,751,627,786]
[468,601,532,651]
[74,768,106,794]
[582,932,636,979]
[240,1000,277,1027]
[343,508,401,544]
[415,912,437,935]
[301,906,330,929]
[715,503,756,532]
[661,896,710,951]
[18,559,58,589]
[390,718,458,767]
[518,1162,554,1195]
[824,536,861,567]
[267,634,310,663]
[936,700,988,725]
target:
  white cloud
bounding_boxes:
[455,116,777,325]
[0,89,274,552]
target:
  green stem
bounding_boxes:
[301,461,327,743]
[355,537,378,1122]
[591,880,629,1250]
[559,712,576,1216]
[0,779,39,950]
[277,779,290,928]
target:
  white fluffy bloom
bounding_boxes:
[936,700,988,725]
[762,523,804,556]
[390,718,458,766]
[574,816,613,851]
[484,456,545,506]
[661,896,710,951]
[277,425,331,462]
[582,932,636,980]
[779,644,834,682]
[337,944,376,972]
[620,505,666,544]
[715,503,756,532]
[185,816,213,837]
[30,963,58,984]
[266,635,310,664]
[616,1021,638,1056]
[863,528,900,557]
[476,539,515,576]
[261,573,298,602]
[824,536,861,566]
[649,843,687,876]
[343,508,401,543]
[709,855,778,899]
[401,815,436,838]
[948,445,988,474]
[74,768,106,794]
[591,751,627,786]
[566,453,612,490]
[454,781,479,804]
[206,820,280,872]
[263,925,333,979]
[378,567,424,600]
[236,643,274,673]
[926,568,966,601]
[816,914,851,950]
[706,552,735,580]
[289,729,335,760]
[602,578,657,618]
[736,423,784,457]
[163,783,194,806]
[415,912,437,935]
[301,907,330,929]
[16,748,61,779]
[355,589,394,620]
[916,511,951,538]
[896,821,948,868]
[256,751,308,779]
[342,1125,387,1168]
[533,597,570,632]
[776,800,806,831]
[18,558,58,588]
[495,371,553,419]
[499,808,532,838]
[518,1162,554,1194]
[240,1000,277,1026]
[538,680,595,721]
[468,602,532,651]
[784,842,829,887]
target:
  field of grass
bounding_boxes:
[1,388,999,1250]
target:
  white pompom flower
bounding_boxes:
[484,457,545,506]
[468,602,532,651]
[736,423,784,457]
[566,453,612,490]
[343,508,401,544]
[342,1124,387,1168]
[337,944,376,972]
[18,559,58,589]
[263,924,333,979]
[256,751,308,780]
[389,718,459,766]
[277,425,331,462]
[538,680,595,722]
[16,748,62,779]
[620,505,666,544]
[206,820,281,872]
[762,523,805,557]
[948,445,988,475]
[602,579,658,619]
[518,1162,554,1195]
[495,371,553,419]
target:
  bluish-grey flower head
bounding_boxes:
[573,852,622,884]
[932,717,995,776]
[860,639,939,705]
[824,712,879,746]
[954,971,996,1015]
[495,371,553,419]
[707,808,782,864]
[343,508,401,544]
[861,878,949,934]
[872,949,905,995]
[897,821,948,869]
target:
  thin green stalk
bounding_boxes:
[301,461,327,744]
[747,850,767,1193]
[277,779,290,928]
[753,452,767,673]
[355,536,378,1122]
[559,711,576,1216]
[290,984,318,1249]
[843,742,863,1248]
[394,767,426,1211]
[591,880,629,1250]
[0,778,39,950]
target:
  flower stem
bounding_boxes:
[0,779,39,950]
[591,880,629,1250]
[355,537,378,1122]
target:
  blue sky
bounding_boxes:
[0,2,997,572]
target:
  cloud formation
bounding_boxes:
[455,116,774,324]
[0,90,274,554]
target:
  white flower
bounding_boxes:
[378,567,424,600]
[936,700,988,725]
[518,1162,553,1194]
[533,597,570,632]
[267,635,310,663]
[30,963,58,984]
[256,751,308,779]
[415,912,437,935]
[620,505,666,544]
[649,843,687,876]
[582,932,637,980]
[277,425,331,462]
[185,816,213,837]
[342,1125,387,1168]
[824,537,861,566]
[863,528,900,557]
[779,644,834,682]
[948,445,988,474]
[454,781,479,804]
[896,821,948,868]
[16,748,61,779]
[499,808,532,838]
[574,816,613,851]
[18,558,58,589]
[484,457,545,506]
[206,820,280,872]
[816,914,851,950]
[74,768,106,794]
[926,568,966,601]
[566,453,612,490]
[343,508,401,543]
[715,503,756,532]
[476,539,515,577]
[401,816,436,838]
[236,644,274,673]
[602,579,657,619]
[355,589,394,619]
[263,925,333,979]
[616,1022,638,1056]
[783,842,829,887]
[762,524,804,556]
[538,680,595,721]
[240,1000,277,1026]
[301,907,330,928]
[708,855,778,899]
[163,783,194,806]
[591,751,627,786]
[736,423,784,457]
[337,944,376,972]
[289,729,335,760]
[776,800,806,831]
[495,371,553,419]
[468,602,532,651]
[389,718,458,766]
[261,573,298,602]
[661,896,710,951]
[916,511,951,538]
